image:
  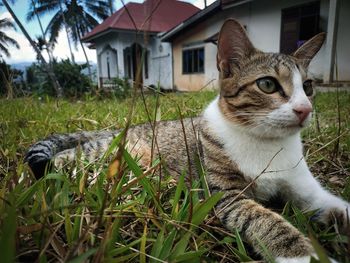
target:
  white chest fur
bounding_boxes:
[203,97,310,198]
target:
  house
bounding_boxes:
[162,0,350,91]
[82,0,199,90]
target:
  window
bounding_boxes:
[107,56,111,79]
[280,1,320,54]
[182,48,204,74]
[144,50,149,79]
[124,48,132,78]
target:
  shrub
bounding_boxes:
[45,59,93,97]
[99,77,132,99]
[0,60,24,98]
[26,59,93,97]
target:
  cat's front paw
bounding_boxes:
[318,202,350,233]
[276,256,338,263]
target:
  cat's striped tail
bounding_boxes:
[25,131,117,178]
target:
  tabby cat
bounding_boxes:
[26,19,349,262]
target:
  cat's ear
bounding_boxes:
[292,32,326,68]
[217,19,255,78]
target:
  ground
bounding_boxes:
[0,90,349,262]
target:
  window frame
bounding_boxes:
[280,1,320,54]
[182,47,205,75]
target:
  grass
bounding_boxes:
[0,90,349,262]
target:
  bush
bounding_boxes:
[26,59,93,97]
[0,60,24,98]
[99,77,132,99]
[45,59,93,97]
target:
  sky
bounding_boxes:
[0,0,215,64]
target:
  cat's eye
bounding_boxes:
[256,77,279,94]
[303,80,313,96]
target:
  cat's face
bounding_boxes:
[219,52,314,138]
[216,19,325,139]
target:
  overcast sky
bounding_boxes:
[0,0,215,64]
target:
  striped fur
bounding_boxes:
[25,119,200,179]
[25,131,118,178]
[25,19,348,262]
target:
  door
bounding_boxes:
[280,1,320,54]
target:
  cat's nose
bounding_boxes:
[293,105,312,123]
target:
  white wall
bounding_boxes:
[98,47,119,78]
[335,0,350,81]
[171,0,348,88]
[94,31,173,89]
[200,0,332,82]
[148,35,173,90]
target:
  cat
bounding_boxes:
[25,19,349,263]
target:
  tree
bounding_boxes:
[27,0,110,78]
[0,17,19,57]
[2,0,63,97]
[0,59,23,98]
[34,35,54,63]
[30,0,54,63]
[107,0,115,15]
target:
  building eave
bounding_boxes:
[161,0,221,42]
[221,0,254,9]
[82,28,159,43]
[161,0,257,42]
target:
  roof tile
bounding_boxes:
[83,0,200,41]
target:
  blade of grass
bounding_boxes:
[191,191,223,227]
[122,149,163,212]
[234,228,247,255]
[140,222,148,263]
[173,249,206,262]
[16,178,42,207]
[67,248,98,263]
[150,228,165,261]
[158,229,177,260]
[309,230,332,263]
[171,172,185,218]
[0,197,16,263]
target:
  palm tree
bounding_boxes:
[0,17,19,57]
[30,0,55,63]
[2,0,63,97]
[107,0,115,15]
[27,0,110,78]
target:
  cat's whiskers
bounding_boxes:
[235,113,270,117]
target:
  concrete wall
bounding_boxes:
[172,25,208,91]
[94,31,173,89]
[335,0,350,81]
[148,35,173,90]
[168,0,349,91]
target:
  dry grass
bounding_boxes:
[0,90,349,262]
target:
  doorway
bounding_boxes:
[124,43,144,88]
[280,1,320,54]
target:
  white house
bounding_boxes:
[161,0,350,91]
[82,0,199,90]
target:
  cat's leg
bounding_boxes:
[207,170,314,261]
[284,164,350,231]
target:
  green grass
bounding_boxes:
[0,90,349,262]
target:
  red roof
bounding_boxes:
[83,0,200,41]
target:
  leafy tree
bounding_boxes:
[27,0,110,77]
[2,0,63,97]
[43,59,92,97]
[0,17,19,58]
[107,0,115,15]
[30,0,55,63]
[0,60,23,98]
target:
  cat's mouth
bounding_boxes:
[285,122,307,129]
[288,124,303,128]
